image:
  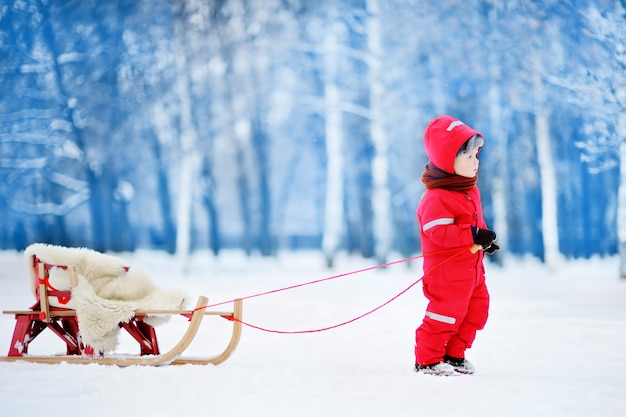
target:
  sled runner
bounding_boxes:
[0,244,242,366]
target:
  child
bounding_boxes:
[414,115,499,376]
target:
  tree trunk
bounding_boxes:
[367,0,393,264]
[534,66,560,267]
[322,21,345,268]
[487,5,508,263]
[173,12,200,273]
[618,138,626,277]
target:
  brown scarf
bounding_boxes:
[421,162,477,191]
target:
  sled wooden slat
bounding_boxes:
[2,309,236,317]
[37,261,51,323]
[2,310,76,317]
[133,309,235,316]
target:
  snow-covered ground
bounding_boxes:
[0,249,625,417]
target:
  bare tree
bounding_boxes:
[321,14,346,267]
[366,0,393,264]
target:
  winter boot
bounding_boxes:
[414,362,455,376]
[444,356,475,374]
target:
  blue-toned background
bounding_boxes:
[1,0,623,264]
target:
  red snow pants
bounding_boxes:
[415,269,490,366]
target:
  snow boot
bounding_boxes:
[414,362,455,376]
[444,356,475,374]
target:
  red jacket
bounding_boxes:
[417,185,486,281]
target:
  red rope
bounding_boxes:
[220,245,471,334]
[200,246,467,310]
[224,277,421,334]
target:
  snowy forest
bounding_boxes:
[1,0,625,268]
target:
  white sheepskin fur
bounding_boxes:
[24,243,189,352]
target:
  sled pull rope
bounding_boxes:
[202,245,475,334]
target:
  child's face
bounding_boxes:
[453,148,480,178]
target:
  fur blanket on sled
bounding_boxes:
[24,243,188,352]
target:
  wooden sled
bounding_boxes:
[0,254,243,366]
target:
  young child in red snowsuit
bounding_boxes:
[414,115,499,376]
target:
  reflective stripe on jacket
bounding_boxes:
[417,185,486,278]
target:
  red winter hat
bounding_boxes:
[423,115,484,174]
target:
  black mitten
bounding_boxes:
[473,228,496,249]
[484,243,500,255]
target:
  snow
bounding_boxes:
[0,249,625,417]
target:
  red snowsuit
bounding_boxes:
[415,185,490,366]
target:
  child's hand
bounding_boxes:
[473,228,497,248]
[484,243,500,255]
